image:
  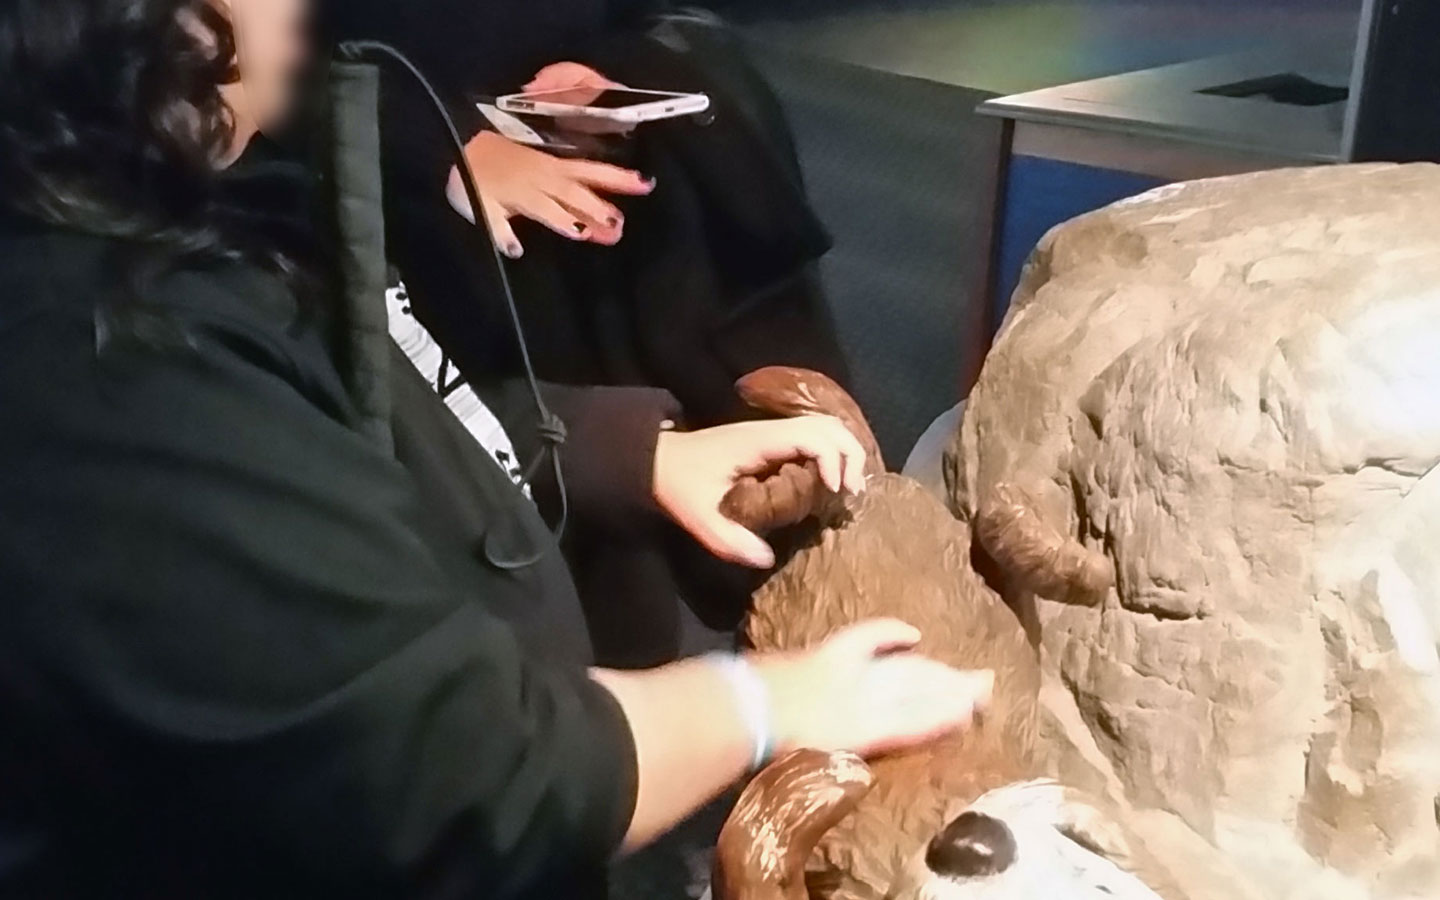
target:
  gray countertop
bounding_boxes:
[980,40,1357,163]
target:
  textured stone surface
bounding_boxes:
[945,164,1440,900]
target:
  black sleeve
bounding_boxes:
[0,284,637,897]
[610,0,669,26]
[482,378,682,534]
[375,57,486,199]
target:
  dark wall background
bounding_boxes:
[719,0,1363,94]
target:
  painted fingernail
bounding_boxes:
[504,242,524,259]
[606,215,622,228]
[574,221,588,235]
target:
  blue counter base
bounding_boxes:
[994,155,1165,327]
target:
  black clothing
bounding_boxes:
[323,8,842,659]
[586,12,844,425]
[325,0,667,94]
[0,228,638,899]
[318,57,708,668]
[325,4,849,425]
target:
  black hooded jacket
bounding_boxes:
[0,209,653,900]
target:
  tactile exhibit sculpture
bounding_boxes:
[711,368,1184,900]
[712,164,1440,900]
[946,164,1440,900]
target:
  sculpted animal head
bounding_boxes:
[715,753,1173,900]
[715,368,1174,900]
[897,780,1179,900]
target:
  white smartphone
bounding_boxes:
[497,87,711,125]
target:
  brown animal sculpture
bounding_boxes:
[712,367,1183,900]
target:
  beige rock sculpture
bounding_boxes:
[945,163,1440,900]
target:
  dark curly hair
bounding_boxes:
[0,0,306,283]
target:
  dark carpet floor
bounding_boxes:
[745,44,1002,466]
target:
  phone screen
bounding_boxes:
[524,88,680,109]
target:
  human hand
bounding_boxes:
[446,131,655,257]
[524,61,617,93]
[759,620,995,758]
[652,416,868,568]
[521,62,636,136]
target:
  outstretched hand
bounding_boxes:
[652,416,868,569]
[761,619,995,758]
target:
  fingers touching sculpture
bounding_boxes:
[733,366,886,478]
[720,366,885,534]
[720,366,1113,609]
[714,367,1179,900]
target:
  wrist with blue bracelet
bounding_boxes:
[706,652,776,772]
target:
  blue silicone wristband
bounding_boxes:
[706,652,775,772]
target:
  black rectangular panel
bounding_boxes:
[1350,0,1440,161]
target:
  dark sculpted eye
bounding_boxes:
[924,811,1018,879]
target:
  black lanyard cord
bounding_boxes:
[335,41,569,560]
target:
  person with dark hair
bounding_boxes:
[0,2,993,898]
